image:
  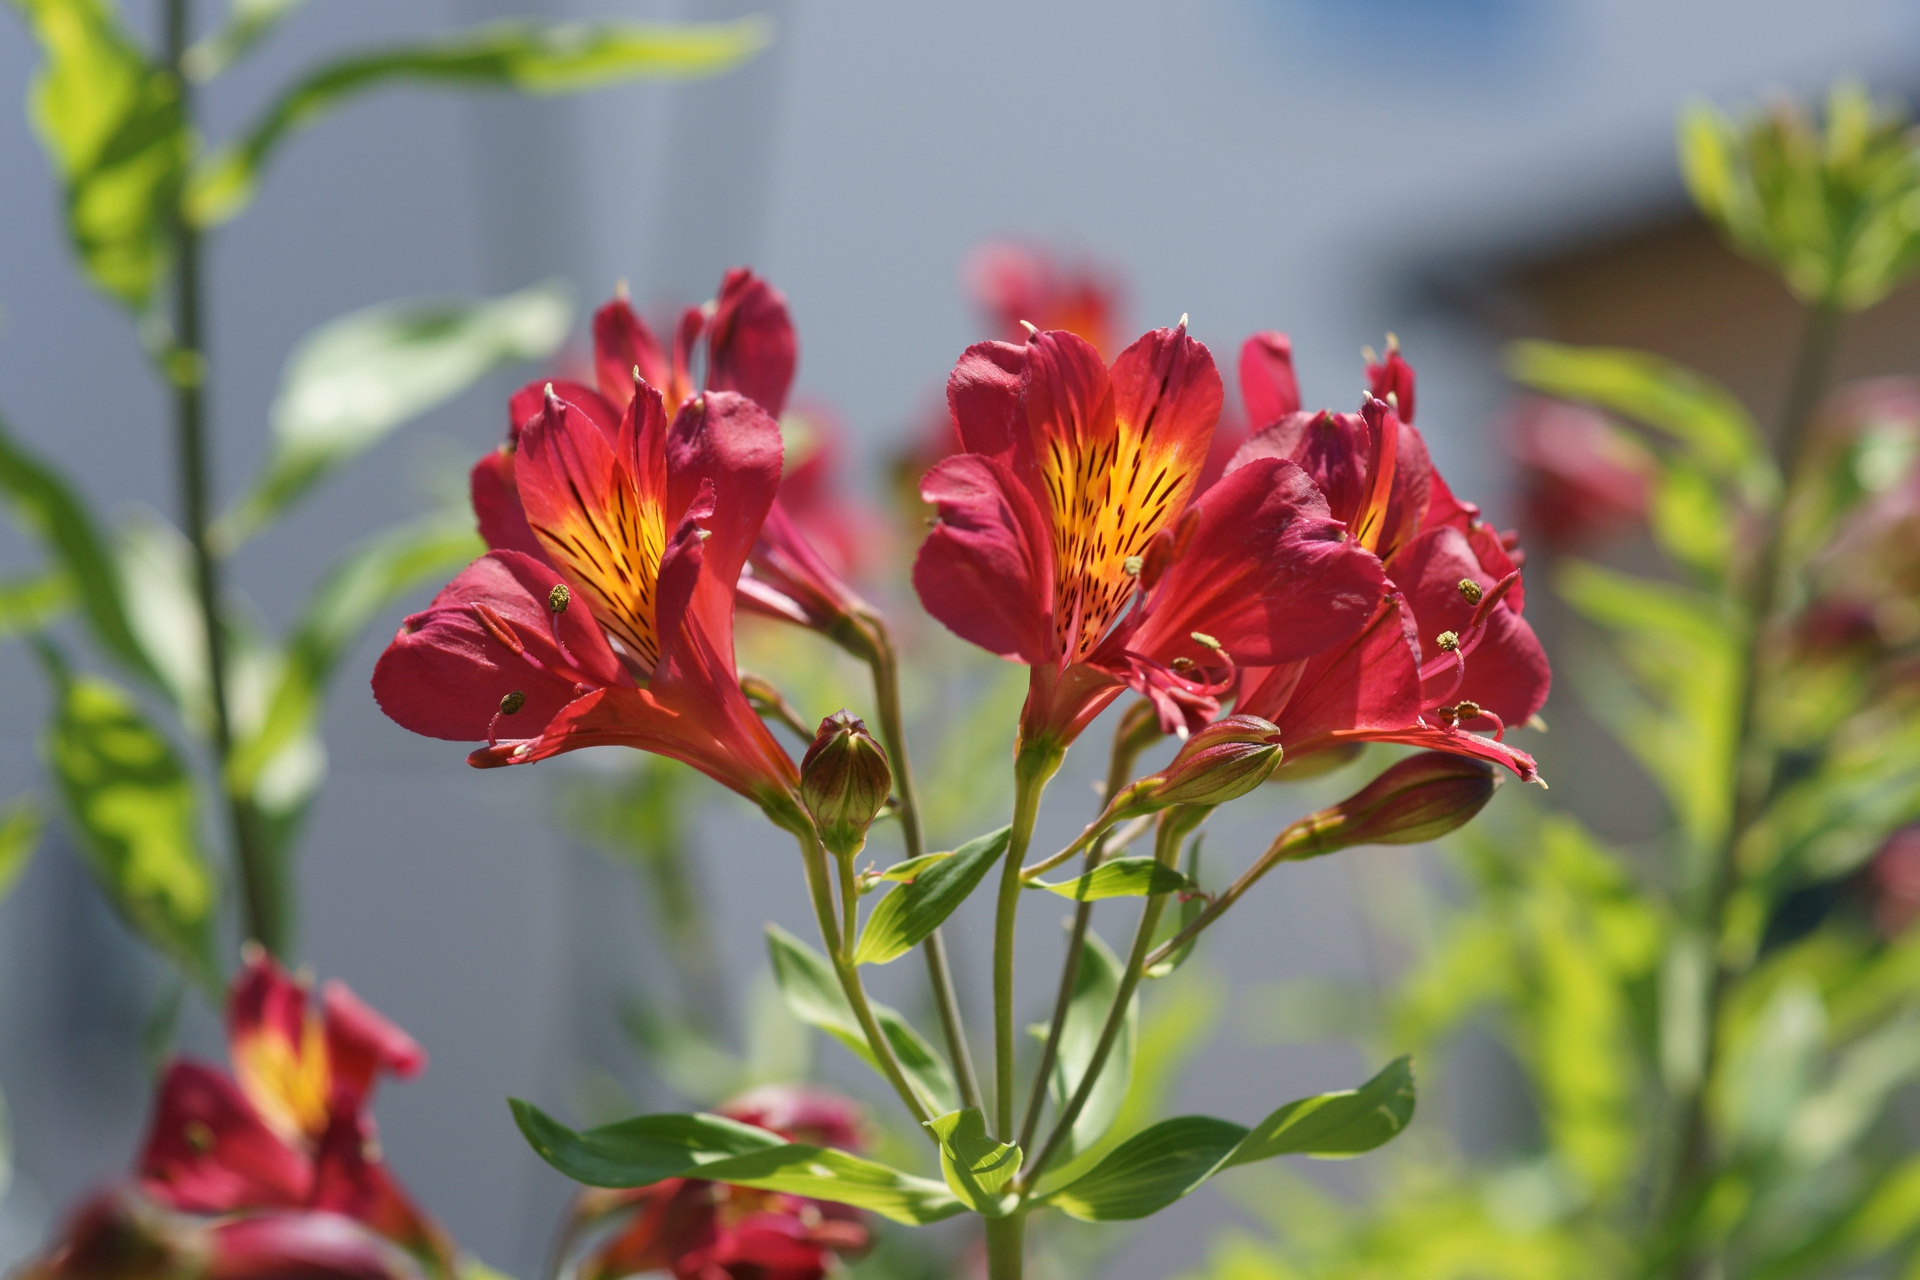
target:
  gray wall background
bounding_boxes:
[3,2,1918,1278]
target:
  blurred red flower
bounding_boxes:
[1505,395,1655,550]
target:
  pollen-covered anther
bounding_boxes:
[1455,700,1482,720]
[1457,578,1484,606]
[1436,630,1461,652]
[548,583,570,614]
[499,691,526,715]
[1123,555,1144,577]
[1171,656,1196,673]
[1191,631,1221,651]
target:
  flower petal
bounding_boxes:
[913,454,1054,664]
[1124,456,1385,668]
[664,391,785,603]
[371,551,624,743]
[311,1113,454,1267]
[1390,526,1550,725]
[593,298,669,412]
[707,268,798,417]
[1240,595,1423,752]
[321,980,425,1115]
[946,339,1028,467]
[1238,331,1300,429]
[138,1061,311,1213]
[469,448,545,560]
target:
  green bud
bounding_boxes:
[1282,751,1499,859]
[1111,715,1283,816]
[801,710,893,858]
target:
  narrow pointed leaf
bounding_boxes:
[1043,1056,1416,1221]
[40,654,218,990]
[0,409,155,683]
[219,284,572,546]
[510,1101,965,1225]
[0,571,72,639]
[854,826,1009,964]
[1048,930,1135,1163]
[924,1109,1021,1216]
[11,0,188,306]
[766,925,957,1113]
[1031,857,1194,902]
[187,19,769,226]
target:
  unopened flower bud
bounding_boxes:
[801,711,893,857]
[1282,751,1499,859]
[1112,715,1283,816]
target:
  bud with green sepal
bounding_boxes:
[801,711,894,859]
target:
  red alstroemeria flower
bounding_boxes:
[914,325,1386,746]
[1231,342,1549,782]
[135,950,452,1274]
[964,240,1125,359]
[373,375,798,810]
[468,273,865,658]
[573,1088,870,1280]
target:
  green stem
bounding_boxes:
[1020,809,1196,1193]
[164,0,282,957]
[1017,710,1156,1153]
[795,825,933,1126]
[995,740,1063,1137]
[861,614,982,1111]
[983,1210,1026,1280]
[1655,302,1846,1278]
[836,850,859,963]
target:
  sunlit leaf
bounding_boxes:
[510,1101,965,1225]
[924,1108,1020,1216]
[115,510,209,718]
[10,0,188,306]
[218,284,571,546]
[1032,856,1193,902]
[0,570,72,638]
[1044,1056,1415,1221]
[188,19,769,226]
[1507,341,1772,496]
[0,407,157,683]
[39,650,218,989]
[854,826,1007,964]
[0,796,43,902]
[766,924,956,1114]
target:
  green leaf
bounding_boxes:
[1506,341,1771,495]
[115,510,211,718]
[0,408,157,683]
[510,1101,965,1225]
[1032,856,1194,902]
[0,796,43,902]
[0,570,72,639]
[924,1109,1021,1216]
[766,925,956,1114]
[1047,930,1135,1165]
[228,510,481,796]
[218,284,572,546]
[39,653,218,989]
[188,19,769,226]
[854,826,1009,964]
[1043,1056,1415,1221]
[10,0,188,306]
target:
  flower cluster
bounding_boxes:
[19,950,449,1280]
